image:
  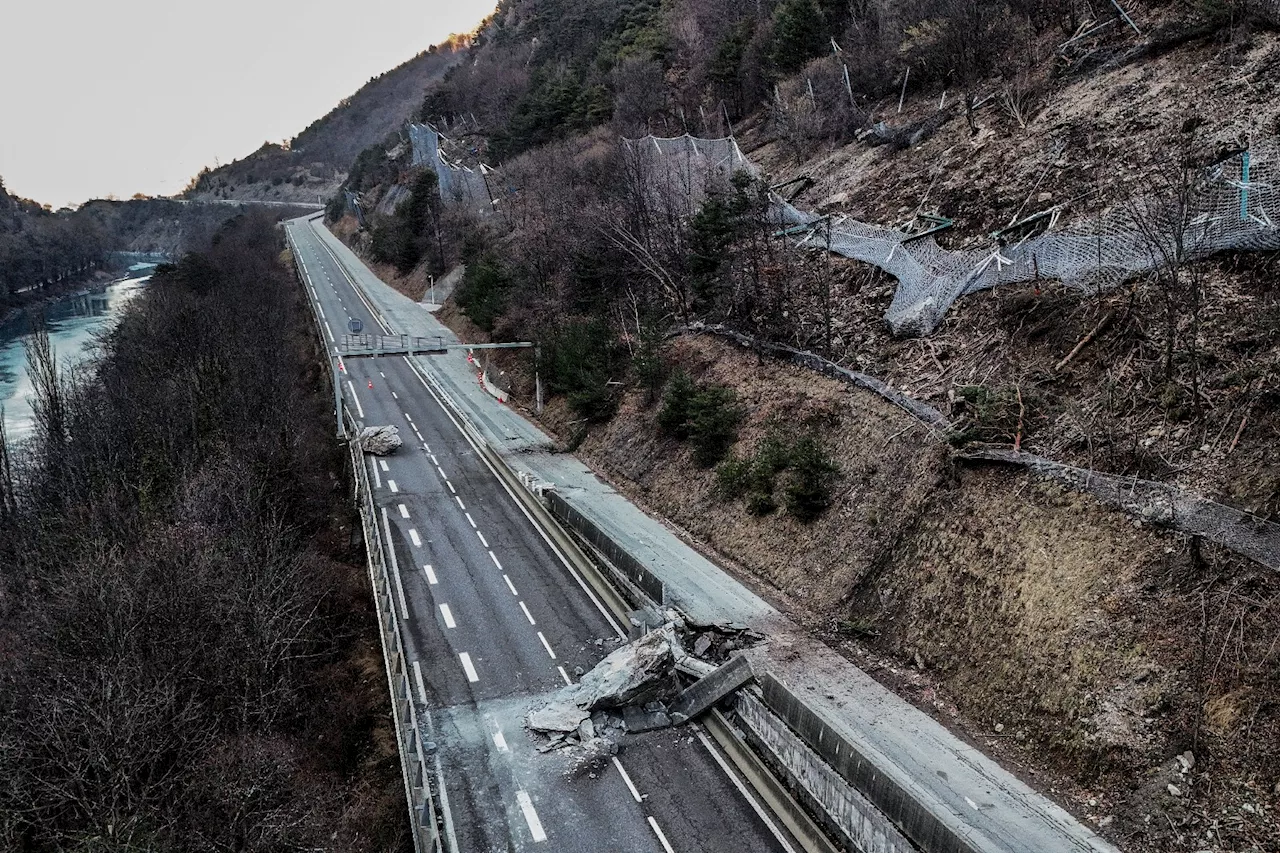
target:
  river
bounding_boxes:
[0,271,151,443]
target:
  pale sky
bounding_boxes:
[0,0,495,209]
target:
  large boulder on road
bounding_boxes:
[358,425,402,456]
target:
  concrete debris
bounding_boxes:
[357,425,403,455]
[668,655,754,723]
[622,705,672,733]
[527,702,590,733]
[528,625,682,747]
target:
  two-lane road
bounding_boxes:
[286,217,796,853]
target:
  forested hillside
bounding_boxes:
[0,177,106,307]
[327,1,1280,849]
[184,40,466,203]
[0,214,403,851]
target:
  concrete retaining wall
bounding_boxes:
[736,690,915,853]
[545,490,666,605]
[759,674,977,853]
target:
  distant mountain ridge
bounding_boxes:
[184,41,465,204]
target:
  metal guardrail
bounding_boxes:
[287,226,447,852]
[346,415,448,853]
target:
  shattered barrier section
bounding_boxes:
[544,490,667,605]
[735,690,915,853]
[961,448,1280,571]
[758,674,980,853]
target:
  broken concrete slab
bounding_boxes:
[528,703,590,733]
[669,654,755,724]
[622,705,673,733]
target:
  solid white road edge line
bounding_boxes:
[402,358,626,638]
[411,659,460,852]
[381,508,409,620]
[694,727,800,853]
[346,380,365,418]
[369,457,381,490]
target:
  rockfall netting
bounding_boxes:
[407,123,492,213]
[624,134,1280,336]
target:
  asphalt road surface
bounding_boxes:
[286,218,796,853]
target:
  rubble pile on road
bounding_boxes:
[526,625,683,751]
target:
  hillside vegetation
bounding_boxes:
[323,0,1280,849]
[0,177,106,308]
[185,41,465,204]
[0,214,403,851]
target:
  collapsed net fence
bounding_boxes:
[405,123,1279,337]
[623,134,1280,336]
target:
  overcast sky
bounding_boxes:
[0,0,495,208]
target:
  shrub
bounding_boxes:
[687,386,744,467]
[454,253,510,331]
[782,435,840,522]
[715,429,840,522]
[543,317,621,422]
[658,372,744,467]
[657,370,697,437]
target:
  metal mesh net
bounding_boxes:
[407,123,492,214]
[624,134,1280,336]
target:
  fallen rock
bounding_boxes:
[528,625,681,742]
[358,425,403,455]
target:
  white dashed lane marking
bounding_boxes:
[459,653,479,683]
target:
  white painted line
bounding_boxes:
[413,660,429,705]
[694,728,800,853]
[388,480,399,493]
[455,496,466,510]
[380,371,386,378]
[516,792,547,843]
[392,391,399,400]
[398,503,410,519]
[476,531,489,548]
[424,564,437,585]
[379,460,389,472]
[436,466,447,479]
[423,443,431,452]
[382,508,409,620]
[613,757,643,803]
[370,458,381,489]
[409,529,422,548]
[346,381,365,418]
[537,632,556,659]
[503,575,518,595]
[324,320,334,341]
[459,652,479,683]
[489,551,503,571]
[557,666,572,685]
[519,601,536,625]
[446,481,456,494]
[429,454,439,465]
[494,730,510,752]
[439,604,456,629]
[403,410,412,420]
[648,817,675,853]
[465,512,476,528]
